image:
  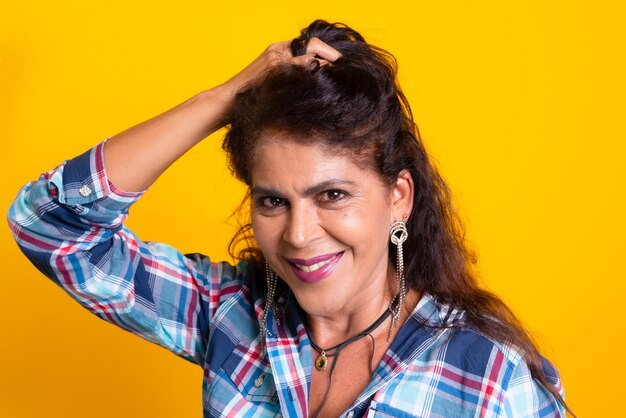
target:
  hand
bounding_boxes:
[219,37,342,100]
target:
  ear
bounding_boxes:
[390,169,414,221]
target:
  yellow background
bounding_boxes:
[1,1,623,417]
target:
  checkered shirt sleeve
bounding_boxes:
[7,140,240,365]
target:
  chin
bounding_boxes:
[291,286,348,316]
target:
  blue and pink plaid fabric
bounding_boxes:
[8,141,566,417]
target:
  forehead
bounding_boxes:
[250,132,383,190]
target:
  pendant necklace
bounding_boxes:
[307,307,393,418]
[308,307,392,372]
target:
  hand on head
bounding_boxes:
[221,37,342,99]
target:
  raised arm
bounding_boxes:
[7,38,341,365]
[103,38,341,192]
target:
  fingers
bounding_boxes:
[220,38,340,100]
[305,37,342,62]
[288,38,342,68]
[291,55,320,67]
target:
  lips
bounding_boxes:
[286,252,344,283]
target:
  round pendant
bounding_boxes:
[315,351,328,371]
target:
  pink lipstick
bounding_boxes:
[286,252,343,283]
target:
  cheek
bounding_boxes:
[329,208,391,252]
[251,215,279,255]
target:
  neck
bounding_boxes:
[304,282,395,349]
[305,287,421,348]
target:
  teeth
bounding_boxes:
[294,257,333,273]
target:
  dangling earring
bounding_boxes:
[388,217,408,339]
[260,262,277,339]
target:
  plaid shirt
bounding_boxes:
[8,141,566,417]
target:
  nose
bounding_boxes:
[282,203,319,249]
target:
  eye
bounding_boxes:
[261,196,287,208]
[319,189,347,202]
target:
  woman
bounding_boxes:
[8,20,569,417]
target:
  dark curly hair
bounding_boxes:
[222,19,571,414]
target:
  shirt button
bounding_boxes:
[79,185,92,197]
[253,374,265,388]
[346,411,355,418]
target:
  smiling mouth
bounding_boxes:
[286,252,344,283]
[294,259,334,273]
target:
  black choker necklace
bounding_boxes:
[307,307,392,372]
[307,307,393,418]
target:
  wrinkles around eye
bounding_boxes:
[319,190,346,202]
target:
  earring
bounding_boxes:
[389,219,408,339]
[260,262,277,340]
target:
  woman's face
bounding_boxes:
[250,131,413,317]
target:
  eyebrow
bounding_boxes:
[251,180,357,198]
